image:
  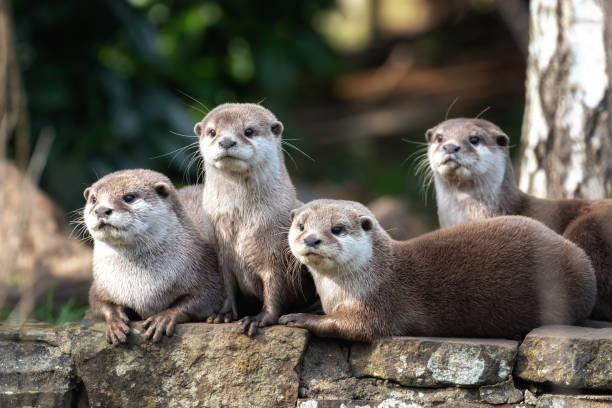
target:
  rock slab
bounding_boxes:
[64,321,309,408]
[350,337,518,387]
[516,325,612,391]
[0,320,76,408]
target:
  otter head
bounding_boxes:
[194,103,284,174]
[83,169,177,246]
[289,199,378,274]
[426,118,509,184]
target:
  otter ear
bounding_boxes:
[194,122,203,137]
[271,121,283,137]
[290,209,297,221]
[360,216,373,231]
[83,187,91,201]
[154,182,171,198]
[425,128,434,143]
[495,132,509,147]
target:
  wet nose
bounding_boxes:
[219,139,237,149]
[95,207,113,218]
[304,235,322,248]
[443,143,460,153]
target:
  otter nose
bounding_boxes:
[443,143,460,153]
[219,139,237,149]
[304,236,322,248]
[95,207,113,218]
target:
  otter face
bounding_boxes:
[289,200,375,274]
[83,170,175,246]
[194,103,283,174]
[426,118,509,183]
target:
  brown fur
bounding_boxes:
[195,103,316,336]
[427,118,612,320]
[85,170,223,344]
[279,199,596,342]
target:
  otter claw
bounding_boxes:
[143,312,178,342]
[105,316,131,345]
[239,313,278,337]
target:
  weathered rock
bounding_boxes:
[535,394,612,408]
[350,337,518,387]
[64,320,309,408]
[0,320,76,408]
[300,337,481,403]
[523,390,537,406]
[516,325,612,390]
[479,377,523,404]
[297,400,525,408]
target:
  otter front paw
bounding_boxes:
[207,311,236,324]
[105,311,130,345]
[278,313,313,328]
[207,298,237,324]
[142,310,181,342]
[239,312,278,337]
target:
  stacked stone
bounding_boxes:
[1,320,611,407]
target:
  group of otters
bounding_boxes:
[84,103,611,345]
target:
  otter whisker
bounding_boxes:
[474,106,491,119]
[281,141,315,162]
[445,97,459,120]
[281,146,299,170]
[182,102,207,116]
[150,142,199,160]
[401,146,428,167]
[175,89,209,112]
[169,130,198,139]
[400,138,428,146]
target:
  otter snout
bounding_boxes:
[443,143,460,153]
[219,138,237,149]
[304,235,322,248]
[95,206,113,218]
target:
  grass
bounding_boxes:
[1,282,88,326]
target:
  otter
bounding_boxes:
[194,103,315,336]
[425,118,612,321]
[279,199,596,341]
[84,169,223,344]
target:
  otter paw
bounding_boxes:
[278,313,310,328]
[142,311,178,342]
[105,313,130,345]
[239,313,278,337]
[207,311,235,324]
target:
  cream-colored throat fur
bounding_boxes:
[92,213,193,319]
[434,172,505,228]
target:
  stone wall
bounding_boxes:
[1,319,611,407]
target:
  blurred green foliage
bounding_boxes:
[9,0,524,219]
[11,0,339,210]
[33,287,88,326]
[1,284,88,326]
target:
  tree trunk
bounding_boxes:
[519,0,612,199]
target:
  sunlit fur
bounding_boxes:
[280,199,596,342]
[425,118,612,321]
[288,200,376,313]
[426,118,509,228]
[194,103,316,331]
[85,169,223,344]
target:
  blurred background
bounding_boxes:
[0,0,528,323]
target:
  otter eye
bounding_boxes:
[436,134,443,143]
[209,129,216,137]
[123,194,136,203]
[91,196,97,204]
[331,225,344,236]
[469,136,480,145]
[298,223,304,232]
[244,128,254,137]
